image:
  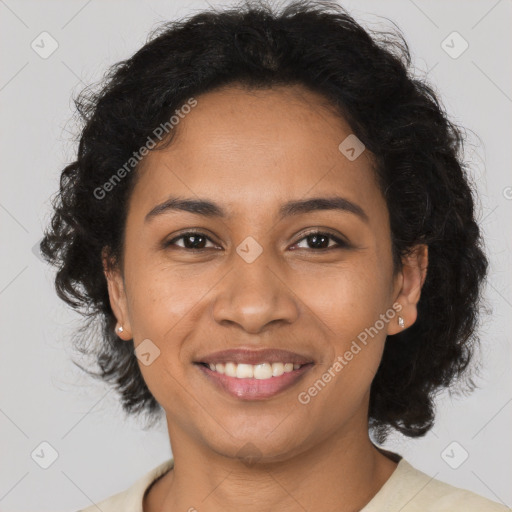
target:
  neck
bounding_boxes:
[144,419,398,512]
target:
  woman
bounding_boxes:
[40,1,508,510]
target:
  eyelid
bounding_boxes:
[165,228,350,251]
[165,229,221,249]
[292,228,350,249]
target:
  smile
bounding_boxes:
[195,361,314,400]
[203,361,302,378]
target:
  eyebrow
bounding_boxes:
[144,195,369,223]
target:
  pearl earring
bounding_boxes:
[116,325,124,334]
[398,316,405,329]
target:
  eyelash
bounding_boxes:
[165,230,349,251]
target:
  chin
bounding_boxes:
[202,426,313,466]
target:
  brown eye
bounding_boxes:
[293,231,349,250]
[166,232,217,250]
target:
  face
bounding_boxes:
[105,84,427,462]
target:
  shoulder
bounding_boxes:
[416,474,510,512]
[364,458,510,512]
[74,458,174,512]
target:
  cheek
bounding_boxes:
[128,275,207,337]
[295,258,391,339]
[291,254,392,391]
[124,266,209,409]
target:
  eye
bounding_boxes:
[292,231,349,251]
[164,230,349,251]
[165,232,218,250]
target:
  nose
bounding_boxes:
[211,253,300,334]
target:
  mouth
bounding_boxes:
[194,359,314,400]
[193,347,315,400]
[196,360,308,377]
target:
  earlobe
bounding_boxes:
[102,247,132,339]
[388,244,428,335]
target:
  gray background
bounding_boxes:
[0,0,511,510]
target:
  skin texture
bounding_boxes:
[104,84,428,512]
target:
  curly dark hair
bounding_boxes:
[40,0,488,440]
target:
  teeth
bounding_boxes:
[205,361,305,379]
[236,363,254,379]
[254,363,273,379]
[272,362,285,377]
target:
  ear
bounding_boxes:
[102,247,132,340]
[387,244,428,335]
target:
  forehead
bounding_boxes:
[130,84,383,218]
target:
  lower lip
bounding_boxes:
[195,363,314,400]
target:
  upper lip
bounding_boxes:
[195,348,314,365]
